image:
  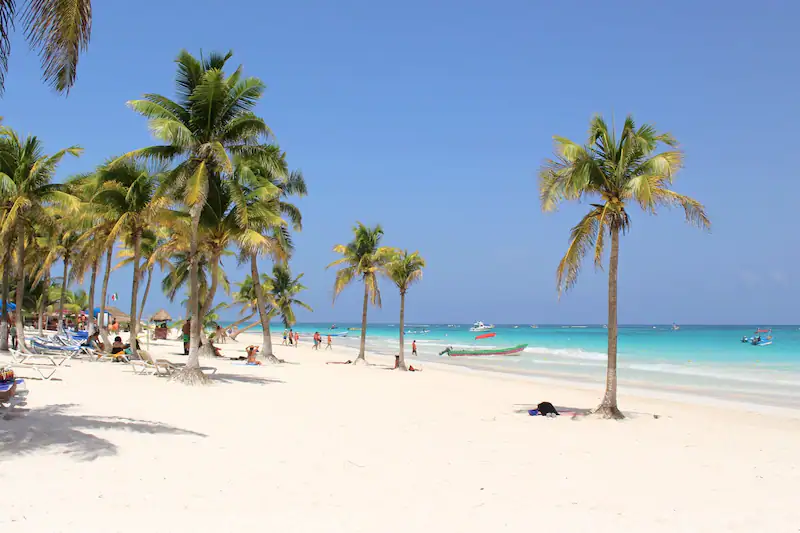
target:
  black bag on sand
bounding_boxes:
[537,402,559,416]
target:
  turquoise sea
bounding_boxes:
[267,323,800,409]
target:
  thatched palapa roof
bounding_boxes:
[105,306,131,323]
[150,309,172,322]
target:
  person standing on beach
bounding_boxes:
[282,330,288,346]
[412,340,417,356]
[288,329,294,345]
[326,334,332,350]
[182,318,191,355]
[10,322,17,351]
[294,332,300,347]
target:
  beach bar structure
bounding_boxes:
[150,309,172,340]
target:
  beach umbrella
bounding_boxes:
[0,301,16,311]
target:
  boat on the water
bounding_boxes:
[469,321,495,332]
[672,323,680,331]
[438,344,527,357]
[347,327,361,331]
[741,328,773,346]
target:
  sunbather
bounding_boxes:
[246,345,262,365]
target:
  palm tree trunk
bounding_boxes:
[138,267,152,325]
[87,259,98,336]
[355,280,369,364]
[99,246,113,351]
[15,220,28,352]
[200,251,221,319]
[596,226,624,419]
[229,312,256,331]
[250,253,281,363]
[228,316,260,341]
[57,257,69,334]
[396,290,407,370]
[172,208,209,384]
[128,229,141,359]
[38,274,48,336]
[0,251,10,352]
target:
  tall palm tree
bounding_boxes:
[228,156,289,362]
[327,223,393,365]
[92,160,171,359]
[124,49,273,384]
[39,218,82,334]
[385,250,425,371]
[0,0,92,93]
[539,114,710,419]
[0,127,81,350]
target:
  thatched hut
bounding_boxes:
[150,309,172,339]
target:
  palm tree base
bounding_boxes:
[262,353,285,364]
[169,366,212,386]
[351,356,369,366]
[592,403,625,420]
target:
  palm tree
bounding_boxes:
[39,218,82,334]
[227,156,289,362]
[0,127,81,350]
[92,160,171,359]
[123,228,171,324]
[0,0,92,94]
[385,250,425,371]
[124,49,274,384]
[266,263,312,329]
[327,223,393,365]
[538,115,710,418]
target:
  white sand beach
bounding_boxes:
[2,332,799,532]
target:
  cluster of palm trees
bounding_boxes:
[0,50,309,385]
[328,222,426,371]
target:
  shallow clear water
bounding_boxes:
[248,323,800,409]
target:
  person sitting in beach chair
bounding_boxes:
[108,336,129,362]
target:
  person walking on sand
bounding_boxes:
[294,331,300,347]
[412,340,417,356]
[288,329,294,346]
[282,330,288,346]
[326,334,332,350]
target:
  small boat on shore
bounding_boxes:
[438,344,527,357]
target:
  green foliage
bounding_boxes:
[538,114,710,294]
[327,222,394,306]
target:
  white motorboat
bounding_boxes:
[469,321,495,332]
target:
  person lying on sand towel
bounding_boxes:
[326,360,353,365]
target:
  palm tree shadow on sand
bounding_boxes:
[211,373,285,385]
[0,404,207,461]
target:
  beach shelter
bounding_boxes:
[92,307,111,326]
[150,309,172,339]
[0,301,16,311]
[150,309,172,322]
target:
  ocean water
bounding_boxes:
[267,323,800,409]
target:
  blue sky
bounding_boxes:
[1,0,798,325]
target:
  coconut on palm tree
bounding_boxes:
[123,49,275,384]
[0,0,92,93]
[327,223,394,365]
[538,114,710,418]
[385,250,425,371]
[0,127,81,350]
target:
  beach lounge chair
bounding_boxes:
[0,378,28,409]
[8,362,58,380]
[9,349,70,367]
